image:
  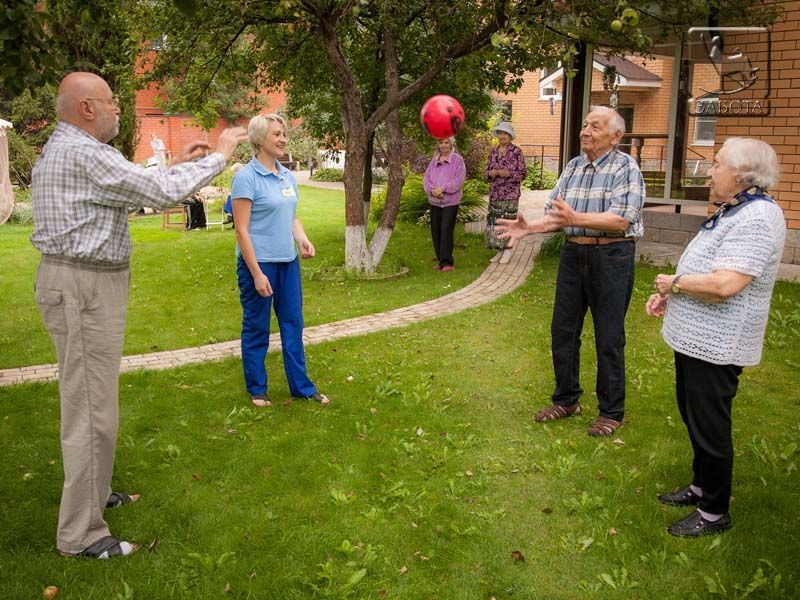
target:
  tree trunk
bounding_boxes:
[366,22,405,268]
[362,133,375,223]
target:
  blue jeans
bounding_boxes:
[550,241,635,421]
[237,256,316,398]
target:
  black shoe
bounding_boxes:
[667,510,731,537]
[658,485,702,507]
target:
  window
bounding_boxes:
[692,98,718,146]
[539,63,563,100]
[540,86,560,99]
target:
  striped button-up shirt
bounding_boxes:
[31,122,225,264]
[548,147,645,239]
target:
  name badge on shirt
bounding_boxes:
[281,187,296,198]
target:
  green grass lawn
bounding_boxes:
[1,255,799,599]
[0,186,493,369]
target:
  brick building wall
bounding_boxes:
[133,52,286,164]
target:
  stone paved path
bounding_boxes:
[0,237,540,387]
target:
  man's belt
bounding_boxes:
[567,236,635,245]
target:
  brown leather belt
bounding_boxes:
[567,236,635,245]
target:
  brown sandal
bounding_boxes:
[534,402,581,422]
[586,416,622,437]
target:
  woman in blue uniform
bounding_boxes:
[231,113,330,407]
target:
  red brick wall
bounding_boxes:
[133,51,287,163]
[714,1,800,230]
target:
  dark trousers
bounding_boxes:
[674,351,742,514]
[237,256,316,398]
[430,204,459,267]
[550,241,635,421]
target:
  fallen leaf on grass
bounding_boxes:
[511,550,525,562]
[192,473,202,480]
[370,408,377,414]
[224,582,232,593]
[541,507,553,514]
[613,438,625,446]
[249,571,257,579]
[608,528,618,536]
[148,537,159,552]
[465,470,473,477]
[226,429,237,435]
[399,565,408,575]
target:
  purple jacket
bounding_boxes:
[485,143,527,202]
[423,151,467,207]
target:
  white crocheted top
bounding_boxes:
[662,200,786,366]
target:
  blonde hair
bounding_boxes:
[248,113,286,153]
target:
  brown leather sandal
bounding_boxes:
[534,402,581,422]
[586,416,622,437]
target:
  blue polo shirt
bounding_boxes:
[231,157,299,262]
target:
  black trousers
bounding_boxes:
[550,241,635,421]
[430,204,459,267]
[674,351,742,514]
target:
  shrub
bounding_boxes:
[7,201,33,226]
[370,175,487,225]
[7,131,38,188]
[310,167,387,185]
[311,168,344,182]
[523,159,558,191]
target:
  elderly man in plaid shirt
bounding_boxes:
[496,106,645,437]
[31,72,247,559]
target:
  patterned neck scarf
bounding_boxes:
[701,187,775,231]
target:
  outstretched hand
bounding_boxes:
[170,141,211,166]
[215,127,249,161]
[495,213,530,242]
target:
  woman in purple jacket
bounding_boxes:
[485,122,527,263]
[423,136,467,271]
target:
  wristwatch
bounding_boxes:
[671,274,683,295]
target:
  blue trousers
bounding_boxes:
[237,256,316,398]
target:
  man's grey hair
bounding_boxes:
[721,137,780,190]
[589,105,626,136]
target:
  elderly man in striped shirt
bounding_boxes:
[496,106,645,437]
[31,72,248,559]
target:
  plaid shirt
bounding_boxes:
[31,122,225,264]
[548,147,645,239]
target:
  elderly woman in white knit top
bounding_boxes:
[646,138,786,537]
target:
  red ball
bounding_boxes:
[420,95,465,139]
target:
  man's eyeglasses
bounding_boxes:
[85,96,120,107]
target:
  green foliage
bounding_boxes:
[523,159,559,191]
[370,175,487,225]
[6,132,39,188]
[539,231,567,258]
[311,168,345,182]
[0,1,140,159]
[311,168,387,185]
[6,201,33,226]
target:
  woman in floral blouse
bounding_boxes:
[485,121,527,263]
